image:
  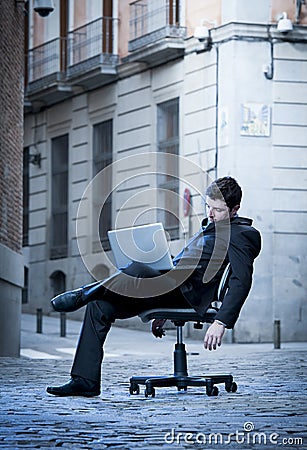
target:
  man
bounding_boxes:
[47,176,261,397]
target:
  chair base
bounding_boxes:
[129,374,237,397]
[130,267,235,398]
[129,333,237,398]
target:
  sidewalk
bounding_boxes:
[0,314,306,449]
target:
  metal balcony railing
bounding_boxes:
[27,37,67,84]
[67,17,118,69]
[129,0,186,51]
[26,17,118,89]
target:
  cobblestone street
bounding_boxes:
[0,314,306,449]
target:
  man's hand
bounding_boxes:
[151,319,166,338]
[204,321,226,350]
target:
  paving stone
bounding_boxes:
[0,315,306,449]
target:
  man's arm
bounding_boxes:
[214,227,261,329]
[204,227,261,349]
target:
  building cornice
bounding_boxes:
[186,21,307,55]
[213,22,307,44]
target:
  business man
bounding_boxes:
[47,176,261,397]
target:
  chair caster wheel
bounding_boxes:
[225,381,237,393]
[231,382,237,392]
[206,385,219,396]
[145,386,155,398]
[129,383,140,395]
[177,386,187,392]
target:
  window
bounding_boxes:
[93,120,113,250]
[157,98,179,239]
[169,0,180,26]
[50,271,66,297]
[23,147,30,246]
[91,264,110,282]
[50,134,68,259]
[103,0,113,54]
[60,0,68,72]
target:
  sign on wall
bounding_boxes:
[240,103,271,137]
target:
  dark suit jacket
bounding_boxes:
[178,216,261,328]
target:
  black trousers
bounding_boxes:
[70,263,190,382]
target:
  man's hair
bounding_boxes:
[206,176,242,209]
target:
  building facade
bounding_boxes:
[23,0,307,343]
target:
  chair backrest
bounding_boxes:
[138,262,232,325]
[215,263,231,306]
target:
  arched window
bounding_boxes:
[50,270,66,296]
[91,264,109,282]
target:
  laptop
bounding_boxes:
[107,223,174,271]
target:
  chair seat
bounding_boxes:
[139,307,218,323]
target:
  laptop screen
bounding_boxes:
[107,223,174,271]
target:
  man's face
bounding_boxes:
[205,196,239,223]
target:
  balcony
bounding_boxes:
[67,17,119,89]
[26,37,72,107]
[124,0,186,67]
[25,17,119,108]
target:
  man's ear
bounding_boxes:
[230,204,240,217]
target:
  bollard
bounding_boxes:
[60,312,66,337]
[36,308,43,334]
[274,319,281,349]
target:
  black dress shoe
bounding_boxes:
[51,288,86,313]
[46,377,100,397]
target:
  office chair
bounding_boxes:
[129,263,237,397]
